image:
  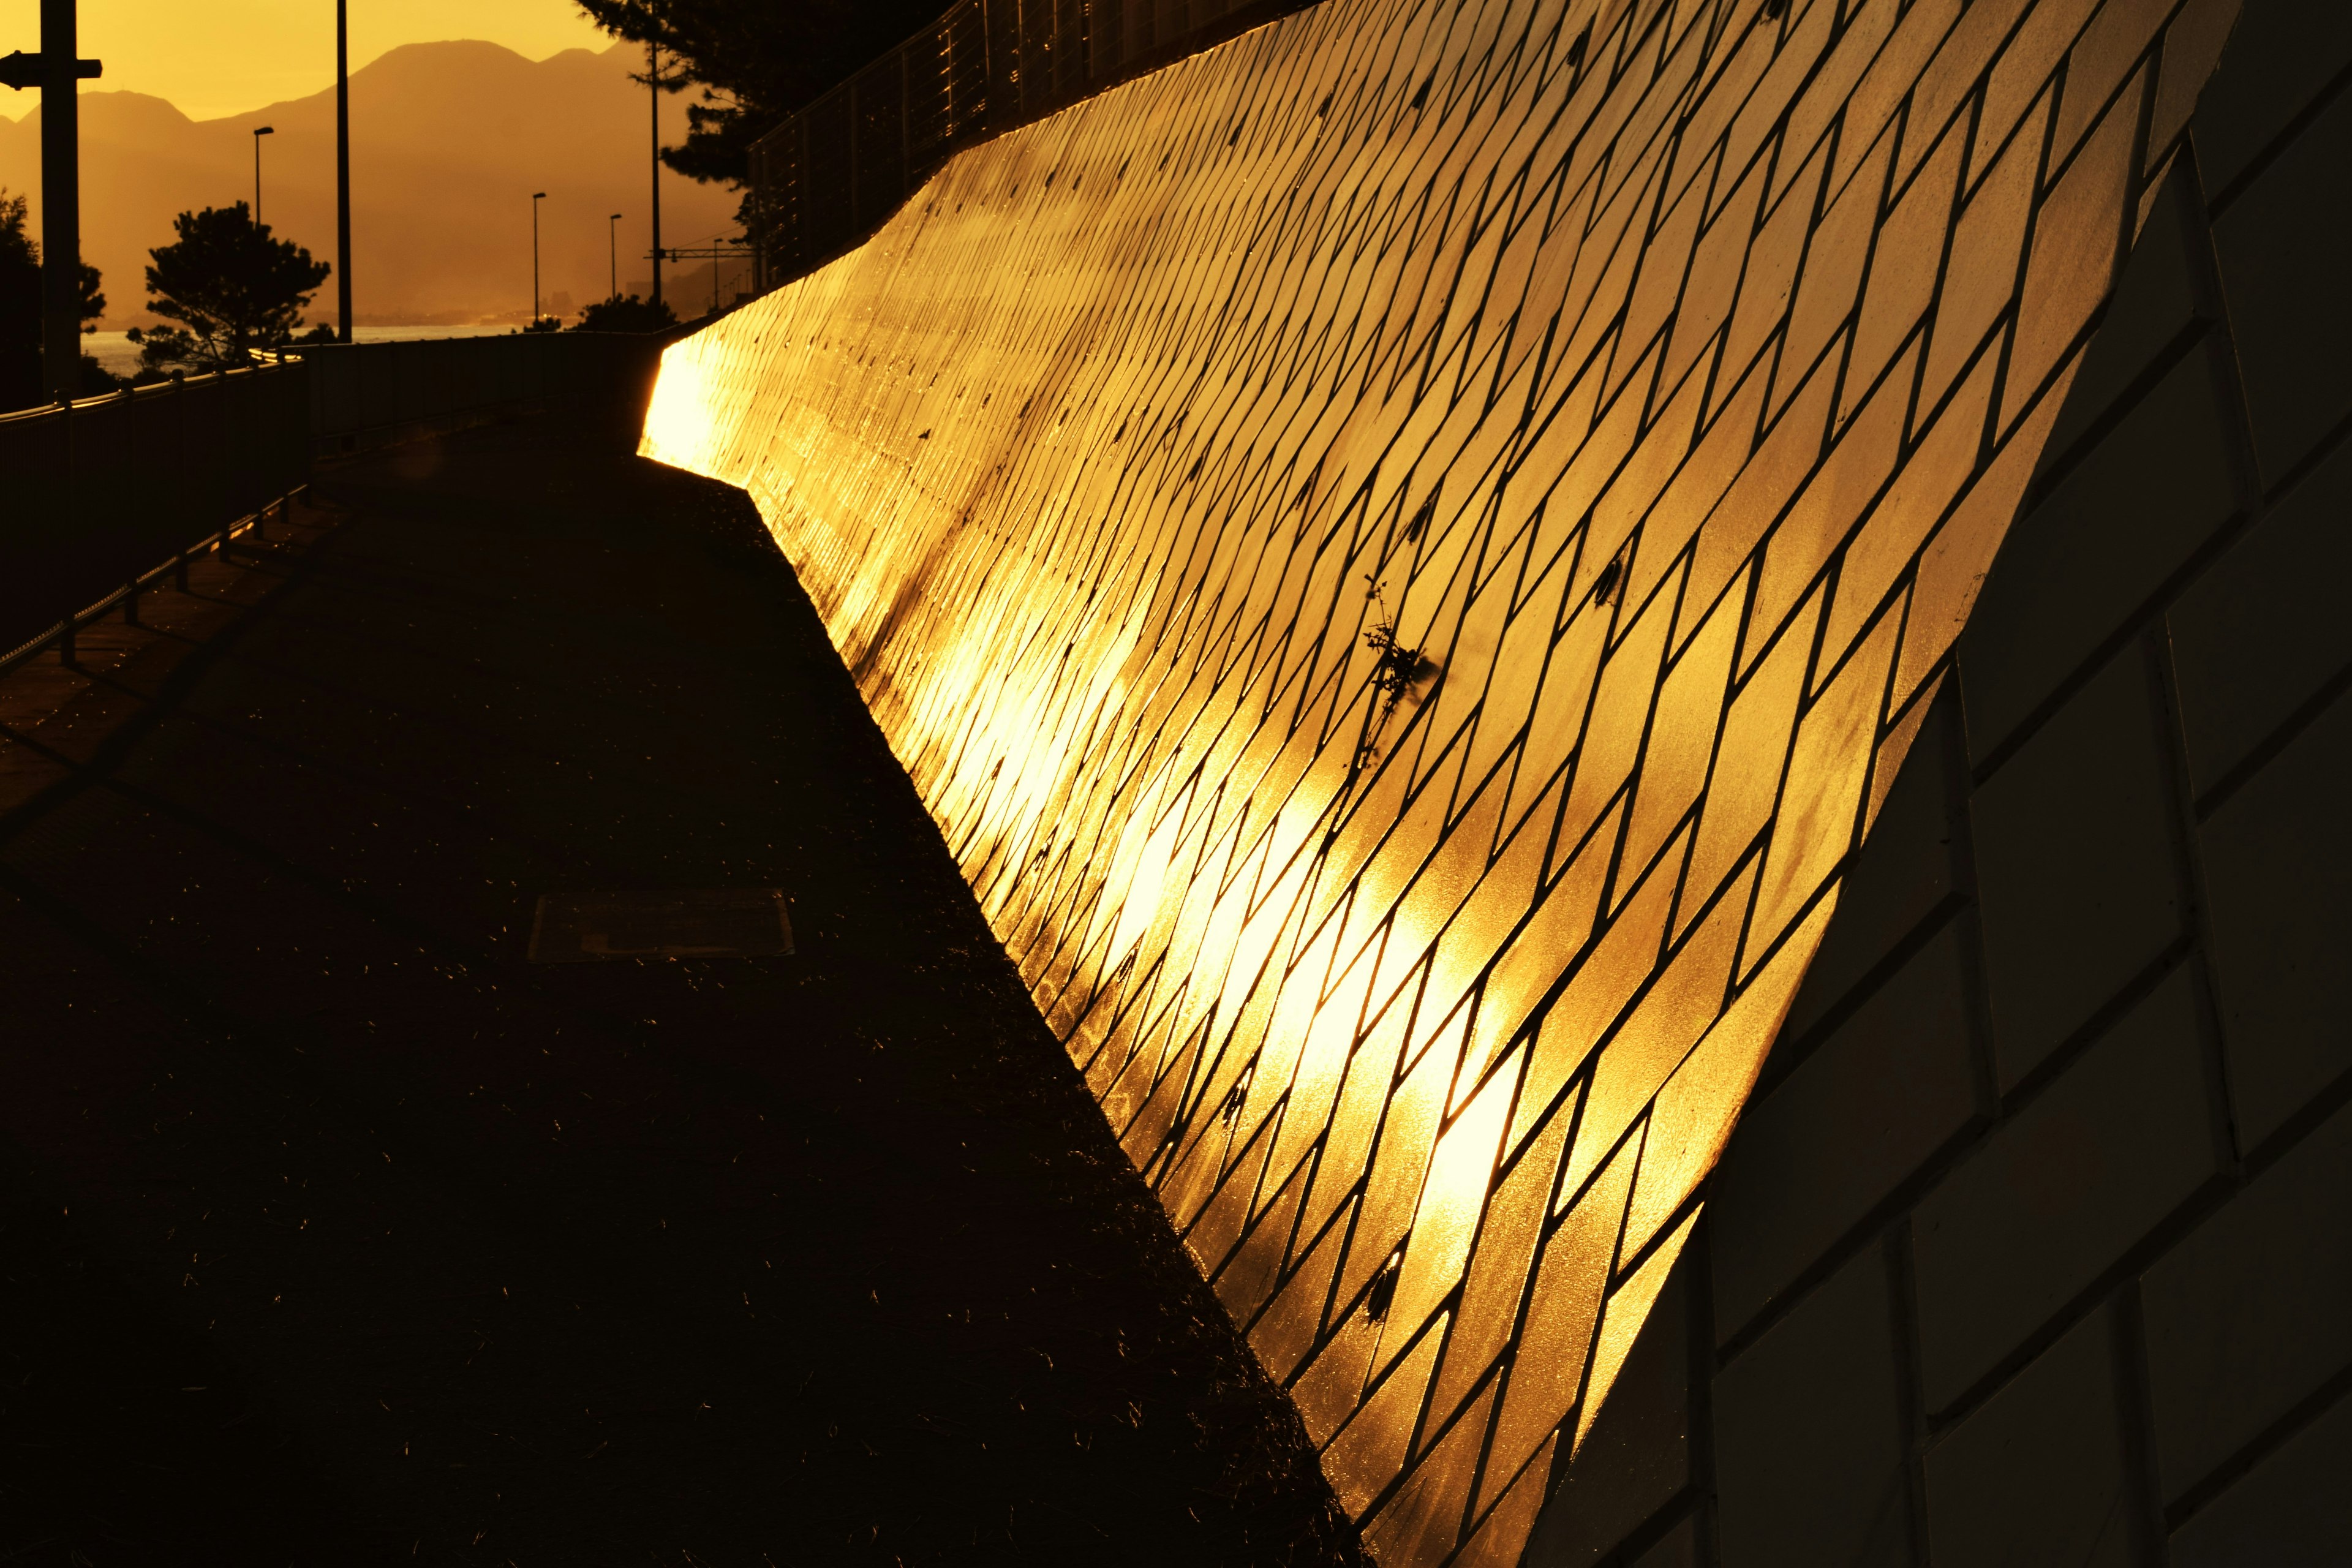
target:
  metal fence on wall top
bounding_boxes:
[748,0,1309,281]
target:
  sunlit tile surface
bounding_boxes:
[643,0,2237,1558]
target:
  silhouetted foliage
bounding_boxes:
[0,187,115,409]
[295,322,339,346]
[572,293,679,333]
[577,0,946,189]
[131,204,330,373]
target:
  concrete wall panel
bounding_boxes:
[640,0,2247,1558]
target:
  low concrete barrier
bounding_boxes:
[303,331,672,455]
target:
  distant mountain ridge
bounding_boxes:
[0,40,741,328]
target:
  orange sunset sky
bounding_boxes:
[0,0,612,121]
[0,1,750,325]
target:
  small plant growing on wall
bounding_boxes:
[1362,578,1432,718]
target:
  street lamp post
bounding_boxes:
[608,213,621,300]
[649,42,662,311]
[252,124,274,224]
[531,191,547,327]
[336,0,351,341]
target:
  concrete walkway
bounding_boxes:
[0,417,1355,1567]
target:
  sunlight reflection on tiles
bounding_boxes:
[642,0,2242,1556]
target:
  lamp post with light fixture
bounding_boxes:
[336,0,350,340]
[531,191,547,327]
[649,42,662,311]
[252,124,274,224]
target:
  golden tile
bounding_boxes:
[1689,363,1836,644]
[1779,129,1887,417]
[1452,1429,1558,1568]
[1293,1276,1392,1446]
[1464,791,1610,1084]
[1903,0,2030,187]
[1570,1205,1698,1453]
[1895,347,2078,709]
[1385,1047,1518,1344]
[1844,126,1960,426]
[1556,580,1674,856]
[1425,1076,1574,1423]
[1775,0,1901,203]
[1637,363,1769,618]
[2008,75,2138,418]
[1621,590,1738,887]
[1749,340,1915,673]
[1972,0,2092,180]
[2148,0,2245,160]
[1257,1198,1350,1383]
[1823,347,1999,671]
[1619,894,1833,1261]
[1322,1321,1446,1517]
[1559,856,1754,1202]
[1724,0,1844,190]
[1362,1379,1498,1564]
[1833,0,1963,198]
[1513,821,1679,1156]
[1925,91,2046,412]
[1865,671,1937,836]
[1216,1153,1313,1324]
[1683,578,1814,937]
[1335,1007,1462,1313]
[1476,1129,1635,1513]
[2053,0,2172,165]
[1721,139,1823,399]
[1747,609,1899,968]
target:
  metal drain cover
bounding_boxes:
[528,889,795,962]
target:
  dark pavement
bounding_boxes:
[0,416,1357,1567]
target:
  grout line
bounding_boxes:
[2203,51,2352,221]
[1686,1205,1723,1567]
[1885,1221,1932,1568]
[2165,1361,2352,1532]
[2113,1281,2171,1564]
[2190,649,2352,825]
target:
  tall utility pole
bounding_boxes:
[531,192,547,326]
[39,1,88,400]
[0,2,101,399]
[337,0,352,342]
[649,41,662,311]
[608,213,621,300]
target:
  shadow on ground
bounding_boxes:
[0,414,1361,1567]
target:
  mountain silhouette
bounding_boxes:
[0,40,744,328]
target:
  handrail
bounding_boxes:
[0,489,297,677]
[0,358,311,658]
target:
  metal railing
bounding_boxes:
[748,0,1310,282]
[0,330,684,668]
[0,361,310,664]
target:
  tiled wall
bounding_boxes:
[1525,2,2350,1561]
[640,0,2246,1561]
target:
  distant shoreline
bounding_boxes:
[83,324,516,378]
